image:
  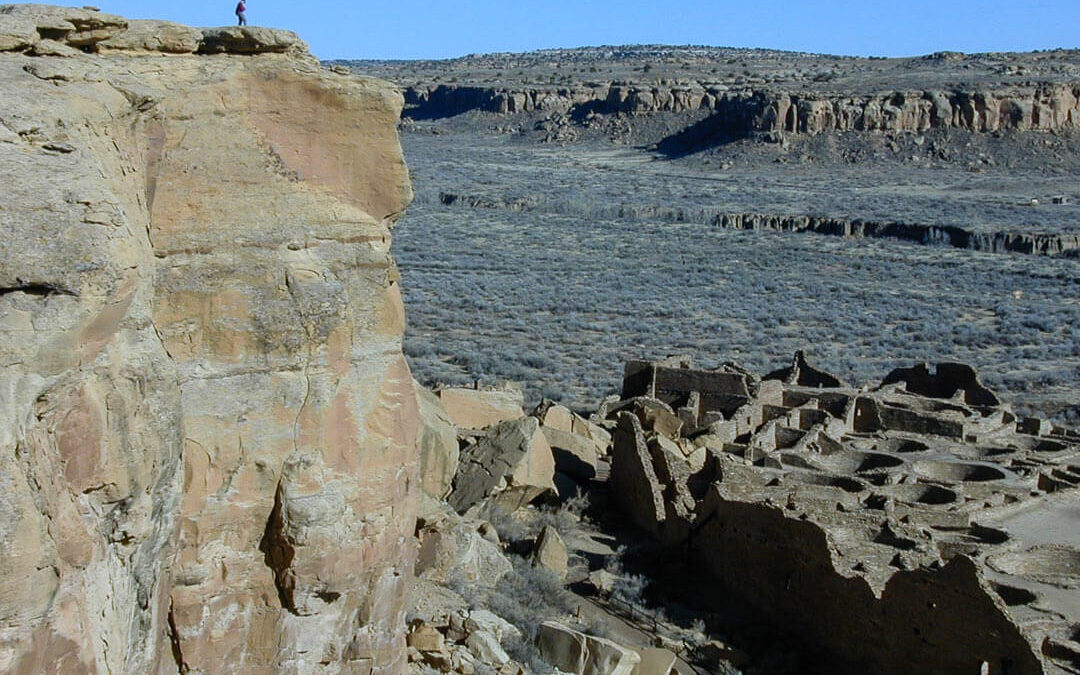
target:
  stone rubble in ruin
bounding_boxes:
[604,353,1080,675]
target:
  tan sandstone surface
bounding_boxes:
[0,5,418,673]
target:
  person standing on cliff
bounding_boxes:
[235,0,247,25]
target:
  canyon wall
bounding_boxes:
[436,192,1080,257]
[0,5,418,673]
[404,82,1080,134]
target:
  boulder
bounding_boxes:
[585,637,643,675]
[415,516,513,587]
[0,15,36,51]
[417,383,460,499]
[466,630,510,666]
[407,621,447,653]
[538,621,588,673]
[409,578,469,625]
[638,402,683,438]
[609,396,684,438]
[539,401,576,432]
[632,648,677,675]
[448,417,556,513]
[438,386,525,429]
[531,524,569,579]
[198,25,306,54]
[98,19,201,53]
[465,609,522,643]
[0,4,128,47]
[537,400,612,453]
[537,621,642,675]
[587,569,619,594]
[544,425,601,481]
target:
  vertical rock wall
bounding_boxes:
[0,7,418,674]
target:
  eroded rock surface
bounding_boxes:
[0,5,417,673]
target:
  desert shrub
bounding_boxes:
[487,508,533,545]
[394,131,1080,422]
[488,493,591,546]
[485,557,575,646]
[611,571,649,609]
[603,549,650,609]
[503,632,550,673]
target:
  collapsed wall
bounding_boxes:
[608,356,1080,674]
[0,5,418,673]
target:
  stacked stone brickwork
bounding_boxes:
[608,355,1080,675]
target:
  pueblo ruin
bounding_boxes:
[607,354,1080,674]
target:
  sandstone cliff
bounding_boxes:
[403,82,1080,135]
[0,5,417,673]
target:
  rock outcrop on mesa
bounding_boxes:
[399,82,1080,136]
[0,5,416,673]
[343,46,1080,138]
[606,355,1080,674]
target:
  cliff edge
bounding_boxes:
[0,5,418,673]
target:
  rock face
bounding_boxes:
[0,6,417,674]
[416,385,460,499]
[610,355,1080,675]
[398,82,1080,135]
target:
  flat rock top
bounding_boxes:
[0,3,307,55]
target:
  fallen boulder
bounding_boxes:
[466,630,510,666]
[438,385,525,429]
[464,609,522,643]
[537,400,612,453]
[531,524,569,579]
[544,425,601,481]
[537,621,642,675]
[415,514,513,588]
[448,416,556,513]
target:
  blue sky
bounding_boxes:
[99,1,1078,60]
